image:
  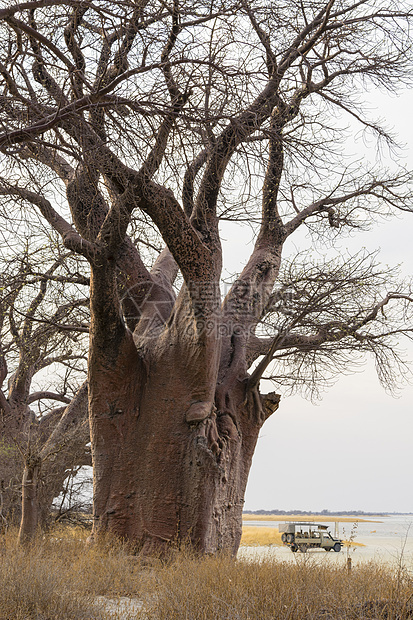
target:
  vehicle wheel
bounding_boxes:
[286,534,294,543]
[300,544,308,553]
[325,548,331,552]
[333,543,341,552]
[291,544,298,553]
[281,533,287,542]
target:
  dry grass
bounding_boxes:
[0,526,411,619]
[241,525,283,546]
[0,526,151,619]
[142,550,413,619]
[0,527,97,620]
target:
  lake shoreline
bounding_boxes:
[240,513,413,568]
[243,513,384,523]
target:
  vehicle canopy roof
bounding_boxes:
[278,522,330,533]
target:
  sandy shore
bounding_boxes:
[238,536,413,569]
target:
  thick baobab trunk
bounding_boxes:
[18,460,41,544]
[89,326,279,554]
[87,239,280,554]
[91,377,251,553]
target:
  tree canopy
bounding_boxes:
[0,0,412,552]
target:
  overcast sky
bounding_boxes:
[225,88,413,514]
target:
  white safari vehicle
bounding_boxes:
[279,522,342,553]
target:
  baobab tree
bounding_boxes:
[0,0,412,554]
[0,234,89,537]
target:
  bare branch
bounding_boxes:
[28,391,71,405]
[0,181,96,259]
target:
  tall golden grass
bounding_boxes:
[0,526,149,619]
[0,526,411,619]
[241,525,283,546]
[143,552,413,619]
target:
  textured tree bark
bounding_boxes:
[81,161,282,554]
[89,351,273,554]
[88,265,280,553]
[18,460,40,544]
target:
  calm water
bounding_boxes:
[241,515,413,566]
[245,515,413,543]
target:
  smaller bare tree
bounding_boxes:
[0,229,90,539]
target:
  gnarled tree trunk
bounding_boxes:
[17,385,88,544]
[18,459,40,543]
[88,255,280,553]
[89,247,279,554]
[90,347,279,554]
